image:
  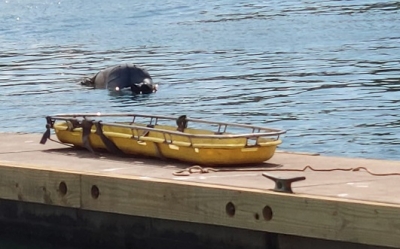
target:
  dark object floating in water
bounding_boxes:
[81,63,158,94]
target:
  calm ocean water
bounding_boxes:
[1,0,400,160]
[0,0,399,248]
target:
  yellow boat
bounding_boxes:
[41,113,286,166]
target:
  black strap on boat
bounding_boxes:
[93,121,125,156]
[66,119,81,131]
[176,115,188,132]
[81,119,96,154]
[40,116,54,144]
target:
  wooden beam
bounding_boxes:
[0,161,398,248]
[0,163,80,208]
[80,173,400,248]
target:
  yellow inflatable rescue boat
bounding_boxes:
[41,113,286,166]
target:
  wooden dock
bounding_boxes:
[0,133,399,249]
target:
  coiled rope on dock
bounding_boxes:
[172,165,400,177]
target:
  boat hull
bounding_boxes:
[54,122,282,165]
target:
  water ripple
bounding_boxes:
[0,0,399,160]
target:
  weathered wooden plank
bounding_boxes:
[0,163,81,208]
[1,132,399,248]
[81,174,400,248]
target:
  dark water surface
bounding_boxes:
[1,0,400,160]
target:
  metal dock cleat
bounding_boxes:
[262,173,306,194]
